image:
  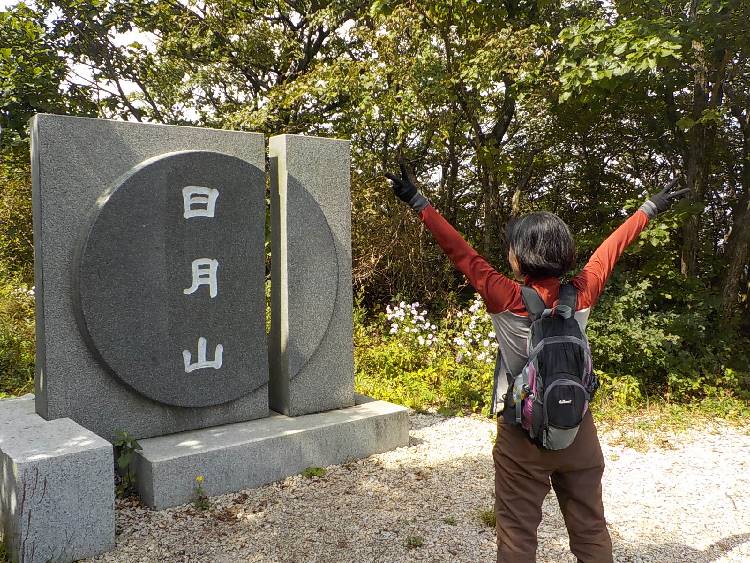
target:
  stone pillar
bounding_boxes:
[269,134,355,416]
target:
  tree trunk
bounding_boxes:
[679,43,728,276]
[721,120,750,317]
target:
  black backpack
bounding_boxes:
[510,284,599,450]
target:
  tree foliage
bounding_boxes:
[1,0,749,397]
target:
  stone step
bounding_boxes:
[134,396,409,509]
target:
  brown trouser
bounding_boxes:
[493,411,613,563]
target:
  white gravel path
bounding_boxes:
[87,413,750,562]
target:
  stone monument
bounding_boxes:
[0,114,409,562]
[32,117,268,440]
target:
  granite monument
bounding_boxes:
[0,114,409,562]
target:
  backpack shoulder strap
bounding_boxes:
[520,285,546,321]
[555,283,578,319]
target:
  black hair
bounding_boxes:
[506,211,576,279]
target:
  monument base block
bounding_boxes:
[0,395,114,563]
[134,396,409,509]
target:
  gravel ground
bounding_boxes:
[87,413,750,563]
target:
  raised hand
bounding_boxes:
[385,160,429,212]
[641,175,690,217]
[650,177,691,213]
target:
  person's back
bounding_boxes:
[386,162,688,562]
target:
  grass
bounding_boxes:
[405,535,424,549]
[478,509,496,528]
[442,515,457,525]
[301,466,327,478]
[593,394,750,452]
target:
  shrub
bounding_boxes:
[0,277,35,397]
[355,288,749,416]
[0,151,34,285]
[355,297,495,415]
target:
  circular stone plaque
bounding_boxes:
[74,150,267,407]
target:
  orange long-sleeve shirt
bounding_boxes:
[419,205,650,314]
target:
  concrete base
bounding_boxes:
[134,396,409,509]
[0,395,114,563]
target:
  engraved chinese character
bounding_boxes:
[184,258,219,298]
[183,337,223,373]
[183,186,219,219]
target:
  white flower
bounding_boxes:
[417,335,425,345]
[488,331,495,338]
[421,310,427,316]
[453,337,466,347]
[413,302,420,308]
[483,339,490,347]
[430,324,437,330]
[457,311,463,318]
[427,333,434,340]
[386,305,393,314]
[464,330,471,337]
[389,327,398,334]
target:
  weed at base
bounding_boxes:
[193,475,210,511]
[442,515,457,525]
[478,508,496,528]
[405,535,424,549]
[302,466,327,478]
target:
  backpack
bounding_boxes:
[510,284,599,450]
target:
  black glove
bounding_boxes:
[640,176,690,217]
[385,161,430,212]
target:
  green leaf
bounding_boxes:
[613,42,628,56]
[676,116,695,130]
[117,452,132,469]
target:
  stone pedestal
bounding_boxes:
[135,396,409,509]
[0,396,114,563]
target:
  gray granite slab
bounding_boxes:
[31,114,268,440]
[134,396,410,509]
[0,396,114,562]
[75,150,266,407]
[268,134,355,416]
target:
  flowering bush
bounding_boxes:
[357,288,749,417]
[355,294,497,415]
[384,296,497,363]
[444,296,498,365]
